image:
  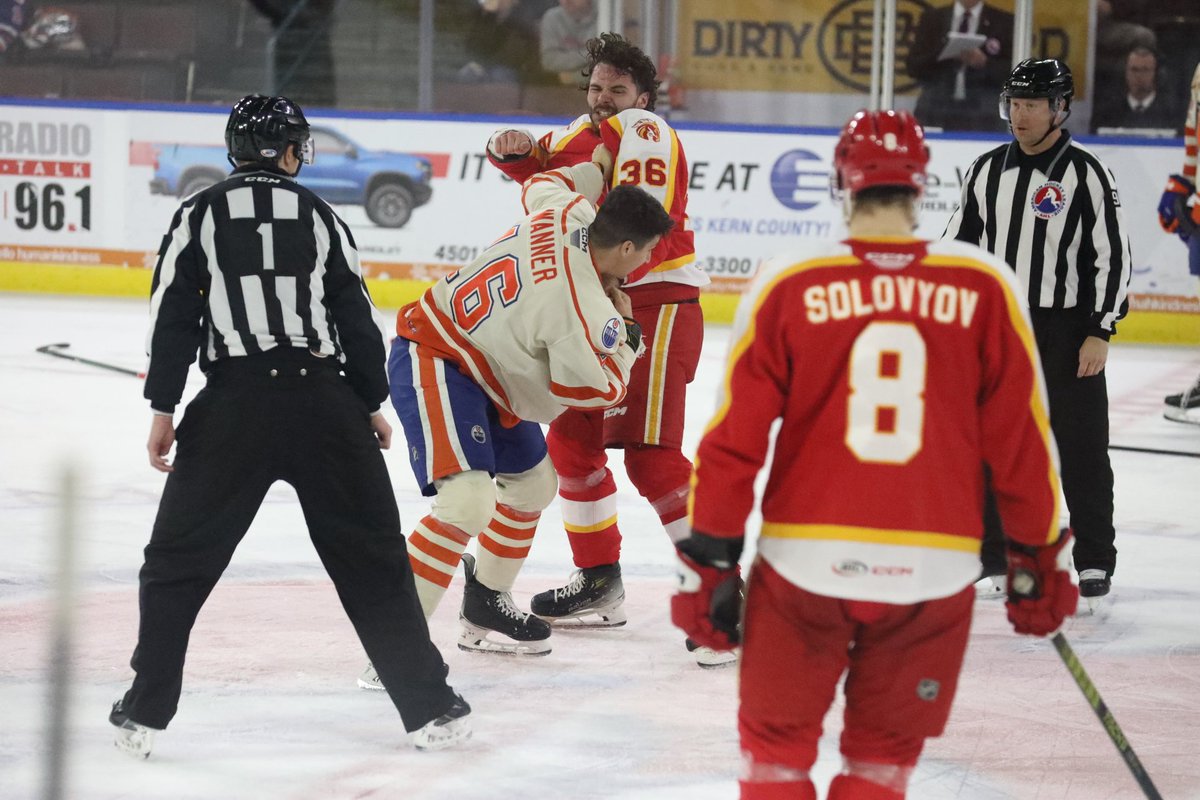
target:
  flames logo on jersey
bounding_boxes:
[633,119,661,142]
[1030,181,1067,219]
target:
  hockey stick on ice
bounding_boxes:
[1109,443,1200,459]
[1048,633,1163,799]
[1011,569,1163,799]
[35,343,145,379]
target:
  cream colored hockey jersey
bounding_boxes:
[1183,63,1200,183]
[395,162,643,426]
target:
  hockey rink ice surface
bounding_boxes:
[1,294,1199,800]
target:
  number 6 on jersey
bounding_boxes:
[846,321,927,464]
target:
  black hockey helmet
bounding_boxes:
[999,59,1074,122]
[225,94,313,168]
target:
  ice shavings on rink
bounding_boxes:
[1,294,1199,799]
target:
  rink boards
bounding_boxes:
[1,98,1196,343]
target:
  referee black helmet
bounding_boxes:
[225,94,314,169]
[1000,59,1074,122]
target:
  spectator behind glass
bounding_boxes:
[1,0,85,59]
[906,0,1013,132]
[1092,47,1180,134]
[540,0,597,85]
[0,0,31,55]
[459,0,556,84]
[1094,0,1156,95]
[248,0,336,107]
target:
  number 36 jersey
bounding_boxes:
[691,238,1061,603]
[395,162,641,426]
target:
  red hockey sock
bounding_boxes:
[827,773,905,800]
[558,469,622,568]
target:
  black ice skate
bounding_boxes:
[530,563,627,627]
[458,553,551,655]
[1078,568,1111,614]
[1164,375,1200,425]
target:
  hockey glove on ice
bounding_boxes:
[1005,528,1079,637]
[1158,174,1199,241]
[671,532,743,651]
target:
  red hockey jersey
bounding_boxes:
[691,238,1061,603]
[487,110,701,287]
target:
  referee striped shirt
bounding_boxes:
[145,164,390,413]
[944,130,1132,339]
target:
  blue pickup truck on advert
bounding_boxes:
[149,126,434,228]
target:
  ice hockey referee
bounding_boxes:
[109,94,471,759]
[945,58,1132,609]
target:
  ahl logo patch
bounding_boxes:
[470,425,486,444]
[601,317,622,350]
[1030,181,1067,219]
[917,678,941,701]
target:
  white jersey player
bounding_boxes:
[358,159,674,689]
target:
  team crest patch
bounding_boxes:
[633,118,661,142]
[917,679,941,701]
[1030,181,1067,219]
[601,317,622,349]
[471,425,486,444]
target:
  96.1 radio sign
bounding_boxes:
[2,162,94,235]
[1,119,98,242]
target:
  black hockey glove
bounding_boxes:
[671,532,744,650]
[622,316,642,352]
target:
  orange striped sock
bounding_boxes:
[407,515,472,617]
[475,504,540,592]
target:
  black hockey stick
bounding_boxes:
[1110,443,1200,459]
[1049,633,1163,799]
[1008,570,1163,799]
[35,343,145,379]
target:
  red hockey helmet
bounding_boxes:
[833,110,929,197]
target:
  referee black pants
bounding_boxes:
[981,308,1117,577]
[120,350,455,732]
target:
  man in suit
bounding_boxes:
[907,0,1014,131]
[1091,46,1180,133]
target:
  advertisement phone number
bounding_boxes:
[701,256,755,276]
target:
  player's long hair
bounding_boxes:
[590,185,674,248]
[581,32,660,111]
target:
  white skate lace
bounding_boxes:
[1183,380,1200,406]
[553,570,588,602]
[493,591,529,622]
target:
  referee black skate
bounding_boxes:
[110,94,470,758]
[944,59,1132,610]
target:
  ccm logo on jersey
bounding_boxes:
[633,119,660,142]
[832,560,913,577]
[601,317,622,349]
[603,406,628,419]
[570,226,589,252]
[244,176,281,183]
